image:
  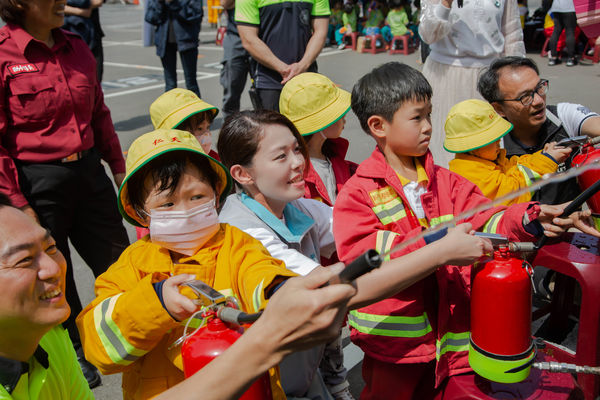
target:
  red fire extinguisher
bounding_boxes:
[571,136,600,229]
[178,280,274,400]
[469,241,537,383]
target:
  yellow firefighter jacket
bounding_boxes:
[449,149,558,205]
[76,223,296,400]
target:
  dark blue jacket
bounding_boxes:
[63,0,104,50]
[145,0,203,57]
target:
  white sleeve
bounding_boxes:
[418,0,453,45]
[557,103,600,137]
[301,198,337,259]
[501,0,525,56]
[244,227,320,276]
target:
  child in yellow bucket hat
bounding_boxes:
[76,128,295,400]
[280,72,357,207]
[136,89,220,239]
[445,99,571,205]
[150,88,220,160]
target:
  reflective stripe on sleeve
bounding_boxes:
[517,164,542,188]
[436,331,470,360]
[375,230,399,261]
[430,214,454,227]
[482,211,505,234]
[348,310,433,337]
[93,294,147,366]
[252,279,265,313]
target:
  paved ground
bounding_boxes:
[59,3,600,398]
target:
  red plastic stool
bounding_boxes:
[532,232,600,400]
[389,35,414,55]
[581,37,600,63]
[343,31,359,51]
[215,26,226,46]
[361,34,387,54]
[433,350,582,399]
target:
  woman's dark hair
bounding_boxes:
[0,0,28,25]
[217,110,309,172]
[343,2,354,13]
[477,57,539,103]
[127,151,219,214]
[352,62,432,135]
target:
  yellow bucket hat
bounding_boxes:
[117,129,232,227]
[444,99,513,153]
[150,88,219,130]
[279,72,351,136]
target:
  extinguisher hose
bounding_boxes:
[535,177,600,249]
[217,307,262,324]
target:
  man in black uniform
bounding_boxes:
[235,0,330,111]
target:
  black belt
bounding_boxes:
[16,148,95,166]
[58,148,93,163]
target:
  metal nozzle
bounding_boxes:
[184,280,226,307]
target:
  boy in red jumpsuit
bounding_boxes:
[333,62,579,399]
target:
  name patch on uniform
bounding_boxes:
[7,63,39,76]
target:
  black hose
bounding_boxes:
[535,178,600,249]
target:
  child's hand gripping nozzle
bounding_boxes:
[178,280,275,399]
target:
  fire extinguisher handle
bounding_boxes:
[536,178,600,249]
[334,249,383,285]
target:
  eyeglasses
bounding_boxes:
[492,79,549,106]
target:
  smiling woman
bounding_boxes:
[217,110,341,399]
[0,0,130,389]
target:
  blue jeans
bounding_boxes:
[161,41,200,97]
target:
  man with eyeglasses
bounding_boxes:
[478,56,600,205]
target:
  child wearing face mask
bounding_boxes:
[150,88,220,160]
[76,129,296,400]
[134,89,220,239]
[280,72,357,207]
[445,99,571,206]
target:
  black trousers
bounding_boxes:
[256,88,282,112]
[161,42,200,97]
[16,149,129,346]
[549,11,577,59]
[220,55,251,117]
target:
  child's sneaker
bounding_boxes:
[331,387,356,400]
[548,57,560,66]
[338,43,346,50]
[566,57,577,67]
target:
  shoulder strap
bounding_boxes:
[546,105,562,128]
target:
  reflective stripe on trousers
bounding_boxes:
[436,331,470,360]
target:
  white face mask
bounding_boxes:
[198,133,212,155]
[149,199,220,256]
